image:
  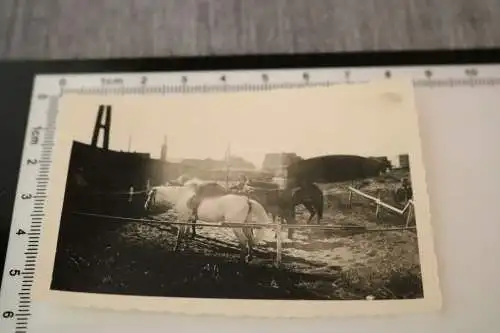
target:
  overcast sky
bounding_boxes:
[58,83,415,168]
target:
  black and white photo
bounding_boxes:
[36,81,440,317]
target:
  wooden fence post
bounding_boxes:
[275,219,282,268]
[375,191,381,219]
[128,186,134,203]
[347,180,354,208]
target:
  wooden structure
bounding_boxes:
[347,186,415,227]
[91,105,112,150]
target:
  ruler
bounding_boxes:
[1,61,500,332]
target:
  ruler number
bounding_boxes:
[9,269,21,276]
[2,311,14,318]
[21,193,32,200]
[302,72,310,83]
[30,127,42,145]
[465,68,478,77]
[27,158,38,165]
[344,71,351,81]
[16,229,26,236]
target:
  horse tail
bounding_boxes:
[247,199,271,245]
[317,192,324,220]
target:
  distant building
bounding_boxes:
[169,155,257,181]
[386,154,410,169]
[180,156,255,171]
[399,154,410,169]
[262,152,302,172]
[261,152,302,189]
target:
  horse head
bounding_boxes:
[184,178,204,187]
[144,188,158,211]
[144,185,181,212]
[382,158,393,172]
[368,156,393,174]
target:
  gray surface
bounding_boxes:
[1,0,500,59]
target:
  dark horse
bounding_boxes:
[245,180,324,239]
[291,181,324,224]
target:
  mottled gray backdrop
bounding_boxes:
[1,0,500,59]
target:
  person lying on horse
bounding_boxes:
[401,177,413,200]
[393,177,413,205]
[230,174,251,193]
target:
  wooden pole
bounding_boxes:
[275,219,282,267]
[348,186,406,215]
[375,191,381,219]
[128,186,134,203]
[347,180,355,208]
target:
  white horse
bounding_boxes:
[144,183,272,263]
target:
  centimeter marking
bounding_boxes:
[0,83,59,332]
[43,63,500,94]
[1,63,500,332]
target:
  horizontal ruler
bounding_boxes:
[30,63,500,96]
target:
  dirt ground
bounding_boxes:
[50,170,423,300]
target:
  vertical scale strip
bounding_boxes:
[15,97,58,333]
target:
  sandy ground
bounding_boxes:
[51,170,422,300]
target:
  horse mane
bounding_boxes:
[184,177,205,186]
[247,180,280,190]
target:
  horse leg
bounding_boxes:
[303,203,316,224]
[191,220,197,239]
[245,230,255,263]
[239,240,252,264]
[316,208,321,224]
[233,229,250,263]
[286,206,297,239]
[272,214,278,239]
[174,226,182,252]
[239,226,255,263]
[307,211,316,224]
[246,241,253,263]
[287,213,296,240]
[189,206,198,239]
[174,225,187,252]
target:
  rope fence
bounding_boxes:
[73,210,417,267]
[70,182,417,266]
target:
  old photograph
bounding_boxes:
[36,81,440,317]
